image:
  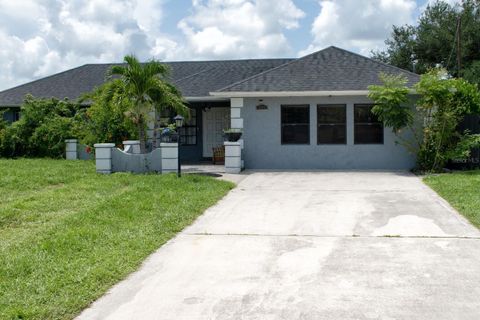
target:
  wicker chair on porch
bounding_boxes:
[212,145,225,165]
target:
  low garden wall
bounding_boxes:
[66,139,178,174]
[67,139,245,174]
[111,148,162,173]
[95,142,178,174]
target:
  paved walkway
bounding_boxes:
[78,171,480,320]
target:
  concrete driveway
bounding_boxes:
[78,171,480,320]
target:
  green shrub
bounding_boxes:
[415,70,480,171]
[0,95,81,158]
[368,69,480,172]
[0,81,141,158]
[30,116,76,157]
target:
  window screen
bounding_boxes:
[179,108,197,145]
[354,104,383,144]
[159,107,197,145]
[281,105,310,144]
[317,105,346,144]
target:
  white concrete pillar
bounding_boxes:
[230,98,244,130]
[160,142,178,174]
[65,139,78,160]
[94,143,115,174]
[230,98,245,170]
[123,140,141,154]
[225,141,242,174]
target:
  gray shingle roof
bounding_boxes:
[216,46,420,93]
[0,46,420,106]
[0,58,293,106]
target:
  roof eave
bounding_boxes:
[184,96,230,102]
[210,89,418,98]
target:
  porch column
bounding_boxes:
[225,141,242,174]
[230,98,244,130]
[230,98,244,170]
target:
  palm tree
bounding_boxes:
[110,55,187,153]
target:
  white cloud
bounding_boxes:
[177,0,305,59]
[424,0,460,7]
[300,0,417,57]
[0,0,176,91]
[420,0,461,13]
[0,0,434,92]
[0,0,306,90]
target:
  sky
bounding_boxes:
[0,0,460,91]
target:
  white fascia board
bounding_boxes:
[184,96,229,102]
[209,89,417,98]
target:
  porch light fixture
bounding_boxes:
[256,100,268,110]
[174,115,184,178]
[174,114,184,128]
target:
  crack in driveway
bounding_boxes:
[184,232,480,240]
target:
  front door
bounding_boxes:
[202,107,230,157]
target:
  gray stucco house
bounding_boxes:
[0,46,420,169]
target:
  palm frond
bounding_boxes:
[109,65,126,77]
[105,54,187,137]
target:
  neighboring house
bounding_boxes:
[0,46,420,169]
[1,108,20,123]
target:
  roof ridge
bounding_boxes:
[166,58,294,63]
[83,58,295,66]
[215,46,337,92]
[215,46,420,93]
[0,58,297,95]
[171,67,213,84]
[329,46,420,78]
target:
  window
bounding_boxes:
[281,105,310,144]
[158,107,197,145]
[179,108,197,145]
[354,104,383,144]
[13,110,20,122]
[317,105,346,144]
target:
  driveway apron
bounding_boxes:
[78,171,480,320]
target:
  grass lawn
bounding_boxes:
[0,159,234,320]
[424,170,480,229]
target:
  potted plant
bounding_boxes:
[160,124,179,143]
[223,129,242,142]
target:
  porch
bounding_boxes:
[162,100,231,163]
[74,97,245,175]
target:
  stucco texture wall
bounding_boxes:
[111,148,162,173]
[242,96,416,170]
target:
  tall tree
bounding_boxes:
[372,25,417,72]
[372,0,480,84]
[110,55,187,152]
